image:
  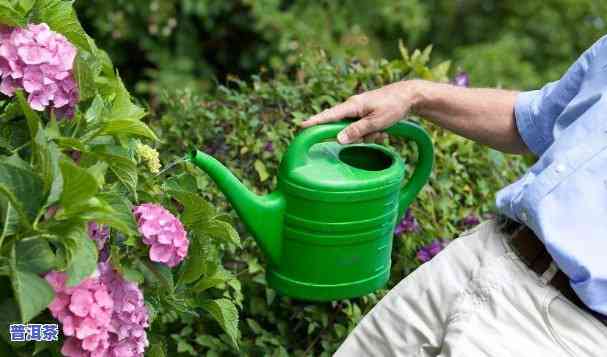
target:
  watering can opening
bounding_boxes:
[338,146,393,172]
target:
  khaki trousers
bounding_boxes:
[335,221,607,357]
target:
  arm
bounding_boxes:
[302,79,529,155]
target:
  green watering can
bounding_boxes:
[189,121,433,301]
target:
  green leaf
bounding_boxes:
[204,219,241,247]
[0,196,18,242]
[32,0,91,51]
[0,161,45,225]
[254,160,269,182]
[59,197,135,235]
[59,223,97,286]
[106,71,146,121]
[97,192,137,234]
[15,238,56,274]
[169,190,215,227]
[97,119,158,141]
[147,341,166,357]
[199,298,239,348]
[59,158,99,207]
[0,1,26,27]
[73,51,101,102]
[0,298,21,344]
[94,152,138,194]
[192,268,233,293]
[16,91,63,204]
[10,244,54,322]
[178,234,205,285]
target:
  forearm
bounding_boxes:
[406,80,529,154]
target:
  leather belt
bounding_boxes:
[510,226,607,327]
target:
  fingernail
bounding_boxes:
[337,131,350,144]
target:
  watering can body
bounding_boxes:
[190,121,433,301]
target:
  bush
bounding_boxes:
[0,1,240,356]
[152,44,529,355]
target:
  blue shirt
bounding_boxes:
[496,35,607,317]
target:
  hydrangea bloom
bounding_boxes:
[135,143,161,174]
[133,203,189,267]
[0,23,78,117]
[451,71,470,87]
[99,262,149,357]
[47,264,150,357]
[394,209,420,236]
[416,239,450,263]
[45,271,113,357]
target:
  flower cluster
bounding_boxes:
[135,143,161,174]
[99,263,149,356]
[0,23,79,117]
[416,239,450,263]
[394,209,420,236]
[45,271,113,356]
[46,264,150,357]
[133,203,189,267]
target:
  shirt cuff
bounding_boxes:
[514,90,550,156]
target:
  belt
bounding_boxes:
[510,226,607,328]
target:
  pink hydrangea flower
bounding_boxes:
[46,264,150,356]
[0,23,79,118]
[45,271,113,357]
[133,203,189,267]
[99,262,149,356]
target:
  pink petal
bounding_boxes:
[69,289,93,317]
[149,244,173,263]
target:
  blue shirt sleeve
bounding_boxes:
[514,36,606,156]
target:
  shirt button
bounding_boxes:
[555,164,566,174]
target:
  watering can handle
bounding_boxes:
[286,120,433,219]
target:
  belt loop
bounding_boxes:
[541,262,559,284]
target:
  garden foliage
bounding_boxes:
[0,1,241,356]
[74,0,607,97]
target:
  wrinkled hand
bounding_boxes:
[301,81,415,144]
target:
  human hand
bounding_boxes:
[301,81,418,144]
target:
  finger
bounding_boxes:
[337,116,381,144]
[301,98,362,128]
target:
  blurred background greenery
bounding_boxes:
[76,0,606,98]
[71,1,605,355]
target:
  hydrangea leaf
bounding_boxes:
[106,71,146,121]
[73,50,101,102]
[169,190,215,227]
[0,195,18,241]
[0,161,44,226]
[58,196,135,235]
[0,1,26,27]
[203,219,241,247]
[15,238,56,274]
[199,298,239,349]
[9,245,54,322]
[177,233,206,285]
[32,0,91,51]
[93,151,138,195]
[97,118,158,141]
[51,222,97,287]
[191,267,234,293]
[58,158,99,208]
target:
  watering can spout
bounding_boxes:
[189,150,285,266]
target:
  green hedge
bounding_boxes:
[151,45,529,355]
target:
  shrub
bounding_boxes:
[0,1,240,356]
[153,44,529,355]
